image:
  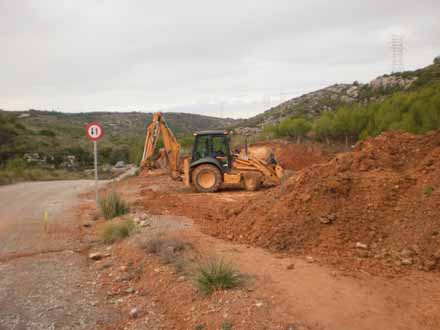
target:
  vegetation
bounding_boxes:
[221,322,233,330]
[0,157,91,185]
[193,259,243,295]
[277,117,312,143]
[0,110,237,172]
[143,237,188,273]
[424,186,435,197]
[267,81,440,145]
[101,219,135,243]
[99,191,129,220]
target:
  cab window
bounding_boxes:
[212,135,227,157]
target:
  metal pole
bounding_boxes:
[94,140,99,208]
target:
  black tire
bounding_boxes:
[192,164,222,193]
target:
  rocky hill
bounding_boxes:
[237,56,440,129]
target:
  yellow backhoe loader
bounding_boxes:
[140,112,283,193]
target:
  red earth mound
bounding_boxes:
[249,140,332,171]
[211,131,440,273]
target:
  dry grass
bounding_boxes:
[100,191,129,220]
[143,237,189,273]
[101,219,135,244]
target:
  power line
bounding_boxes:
[391,34,405,73]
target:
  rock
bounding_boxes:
[255,302,264,308]
[177,276,185,282]
[83,222,92,228]
[400,258,413,266]
[129,307,140,319]
[100,261,113,269]
[355,242,368,249]
[140,221,149,227]
[400,248,415,258]
[126,287,135,294]
[89,252,103,260]
[423,259,438,271]
[305,256,314,263]
[286,263,295,270]
[434,55,440,65]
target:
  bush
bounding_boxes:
[221,322,233,330]
[193,259,243,295]
[277,117,312,142]
[424,186,435,197]
[102,219,135,243]
[144,237,188,272]
[39,129,56,137]
[100,191,129,220]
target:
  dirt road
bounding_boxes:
[0,181,118,330]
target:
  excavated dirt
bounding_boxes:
[208,131,440,274]
[248,140,332,171]
[88,134,440,329]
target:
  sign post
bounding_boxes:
[86,122,104,208]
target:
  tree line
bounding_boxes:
[265,82,440,145]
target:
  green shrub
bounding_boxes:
[424,186,435,197]
[221,322,233,330]
[39,129,56,137]
[193,259,243,295]
[102,219,135,243]
[100,191,129,220]
[277,117,312,142]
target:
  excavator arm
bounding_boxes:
[140,112,181,179]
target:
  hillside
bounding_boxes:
[0,110,237,167]
[238,56,440,128]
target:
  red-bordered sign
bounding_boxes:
[85,122,104,141]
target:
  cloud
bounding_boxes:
[1,0,439,117]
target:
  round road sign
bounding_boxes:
[85,122,104,141]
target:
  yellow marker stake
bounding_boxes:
[44,210,48,233]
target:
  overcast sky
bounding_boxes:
[1,0,439,118]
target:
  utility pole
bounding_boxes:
[391,34,405,73]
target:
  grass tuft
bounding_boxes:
[193,258,243,295]
[424,186,435,197]
[100,191,129,220]
[221,322,233,330]
[143,237,188,272]
[102,219,135,244]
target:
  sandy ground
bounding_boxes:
[0,181,119,330]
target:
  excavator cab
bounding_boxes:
[191,131,232,172]
[184,131,236,193]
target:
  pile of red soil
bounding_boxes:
[212,131,440,272]
[249,140,332,171]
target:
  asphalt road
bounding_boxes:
[0,181,118,330]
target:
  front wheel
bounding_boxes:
[191,164,222,193]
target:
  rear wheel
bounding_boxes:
[192,164,223,193]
